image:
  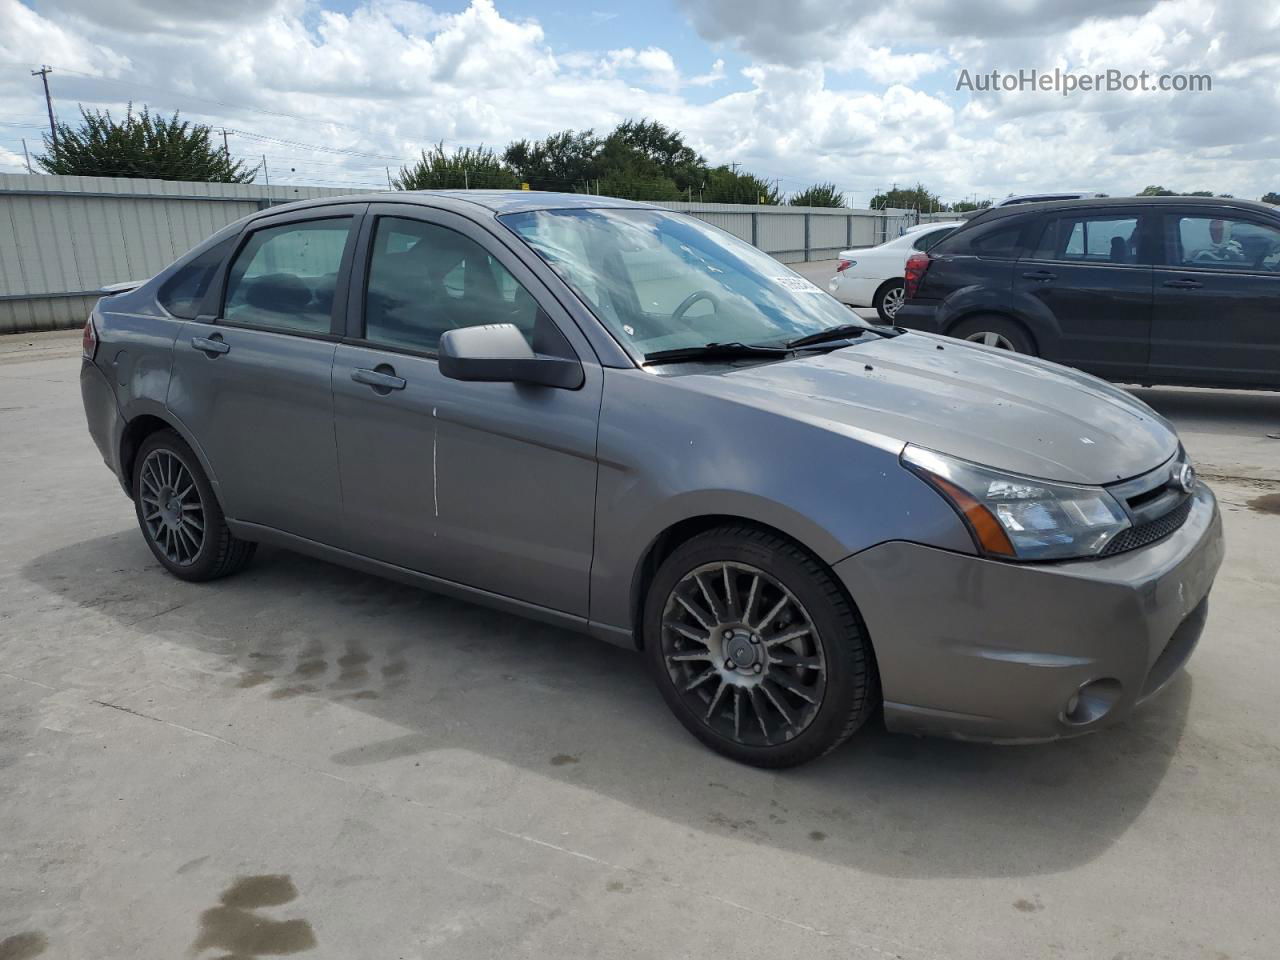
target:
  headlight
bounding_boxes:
[902,445,1130,561]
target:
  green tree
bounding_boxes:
[870,182,943,212]
[703,165,782,204]
[36,104,257,182]
[949,199,991,212]
[394,142,519,190]
[1262,192,1280,205]
[600,119,706,194]
[789,182,845,207]
[1138,185,1179,196]
[503,129,601,192]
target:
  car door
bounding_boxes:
[1012,207,1155,381]
[1151,211,1280,388]
[167,206,362,546]
[331,203,603,617]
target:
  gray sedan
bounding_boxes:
[79,192,1223,767]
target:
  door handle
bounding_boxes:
[190,335,230,356]
[1021,270,1057,281]
[351,366,406,391]
[1162,278,1202,289]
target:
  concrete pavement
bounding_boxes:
[2,330,1279,960]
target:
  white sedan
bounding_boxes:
[827,221,963,322]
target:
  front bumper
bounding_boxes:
[893,301,942,334]
[834,482,1223,742]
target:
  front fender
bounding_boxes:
[588,368,975,634]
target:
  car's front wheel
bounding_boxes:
[644,525,878,768]
[132,429,255,582]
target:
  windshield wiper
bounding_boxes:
[642,342,792,365]
[784,323,901,350]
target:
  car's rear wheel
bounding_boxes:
[873,280,906,323]
[133,429,255,582]
[643,525,878,768]
[950,315,1036,354]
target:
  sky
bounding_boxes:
[0,0,1276,205]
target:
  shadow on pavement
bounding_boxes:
[24,530,1192,880]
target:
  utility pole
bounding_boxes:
[21,138,32,173]
[262,155,269,186]
[385,166,393,190]
[31,65,57,148]
[730,161,740,174]
[221,128,230,161]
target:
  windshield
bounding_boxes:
[499,208,869,358]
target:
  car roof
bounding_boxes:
[245,190,656,223]
[964,194,1280,226]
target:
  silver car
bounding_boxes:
[80,192,1224,767]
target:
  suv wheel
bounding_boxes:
[950,315,1036,355]
[133,429,256,582]
[644,525,878,768]
[874,281,906,323]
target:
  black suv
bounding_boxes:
[896,196,1280,389]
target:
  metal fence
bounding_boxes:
[0,173,915,333]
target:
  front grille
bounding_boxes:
[1101,496,1193,557]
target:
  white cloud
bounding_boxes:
[0,0,1275,203]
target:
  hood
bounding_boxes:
[681,333,1178,485]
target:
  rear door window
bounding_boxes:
[223,218,354,334]
[1032,214,1144,264]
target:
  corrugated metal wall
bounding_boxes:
[0,175,358,333]
[0,174,913,333]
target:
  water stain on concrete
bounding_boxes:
[236,671,274,689]
[330,733,434,766]
[1013,896,1044,913]
[549,754,579,766]
[1247,493,1280,515]
[177,855,210,875]
[808,830,826,842]
[292,659,327,679]
[192,875,316,957]
[340,690,379,701]
[605,880,628,893]
[0,932,48,960]
[269,684,319,701]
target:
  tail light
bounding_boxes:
[904,252,931,299]
[836,259,854,272]
[82,316,98,361]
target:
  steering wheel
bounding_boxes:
[671,290,721,324]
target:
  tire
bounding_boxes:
[132,429,255,582]
[643,524,878,768]
[949,314,1037,355]
[873,280,906,323]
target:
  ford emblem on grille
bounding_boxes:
[1177,463,1196,494]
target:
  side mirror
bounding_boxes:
[438,324,584,390]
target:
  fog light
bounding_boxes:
[1062,678,1122,726]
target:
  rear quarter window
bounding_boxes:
[157,237,237,319]
[929,217,1028,260]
